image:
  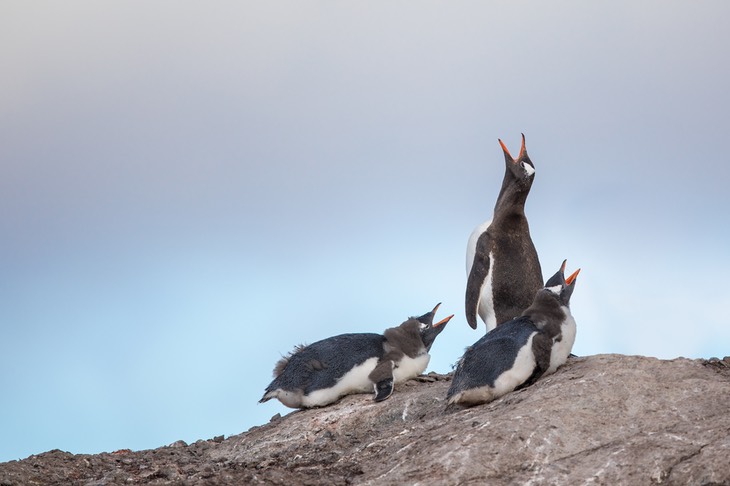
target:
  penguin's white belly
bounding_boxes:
[491,332,538,396]
[449,333,537,405]
[547,311,576,374]
[393,353,430,383]
[477,251,497,331]
[301,357,379,408]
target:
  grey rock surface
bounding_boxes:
[1,354,729,485]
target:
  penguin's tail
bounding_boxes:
[259,387,282,404]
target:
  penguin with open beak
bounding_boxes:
[465,134,544,332]
[448,261,580,406]
[260,304,454,409]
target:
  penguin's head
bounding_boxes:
[499,133,535,187]
[543,260,580,307]
[413,303,454,351]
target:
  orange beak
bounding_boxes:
[498,138,514,160]
[517,133,527,159]
[433,314,454,328]
[499,134,527,161]
[565,268,581,285]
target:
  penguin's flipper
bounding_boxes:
[465,235,492,329]
[374,378,394,402]
[369,358,397,402]
[518,332,552,389]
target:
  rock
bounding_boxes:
[1,354,728,485]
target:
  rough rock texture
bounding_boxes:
[2,354,729,485]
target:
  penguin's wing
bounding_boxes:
[466,220,490,276]
[264,333,382,397]
[516,332,551,390]
[449,319,537,398]
[303,333,384,395]
[368,349,404,402]
[369,360,396,402]
[448,335,512,396]
[465,232,492,329]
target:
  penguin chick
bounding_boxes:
[465,134,543,332]
[448,261,579,406]
[260,304,453,409]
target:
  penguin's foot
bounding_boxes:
[373,379,394,402]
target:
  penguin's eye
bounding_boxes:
[419,322,428,330]
[521,162,535,176]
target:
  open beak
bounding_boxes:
[517,133,527,159]
[499,134,527,162]
[565,268,581,285]
[416,303,442,326]
[498,138,514,161]
[433,314,454,328]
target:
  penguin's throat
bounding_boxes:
[383,325,426,359]
[494,183,531,214]
[525,305,569,337]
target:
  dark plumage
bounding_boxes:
[465,134,543,332]
[449,261,579,406]
[260,304,453,408]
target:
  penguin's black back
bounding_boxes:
[448,317,537,396]
[267,333,386,395]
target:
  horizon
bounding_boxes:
[2,2,729,462]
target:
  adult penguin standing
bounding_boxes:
[465,134,543,332]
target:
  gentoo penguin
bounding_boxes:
[465,134,543,331]
[448,261,579,406]
[260,304,453,409]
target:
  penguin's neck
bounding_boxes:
[383,320,425,359]
[492,170,531,220]
[522,293,567,338]
[493,183,530,222]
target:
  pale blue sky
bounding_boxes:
[2,2,729,462]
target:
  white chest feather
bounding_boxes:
[492,332,538,396]
[478,251,497,331]
[301,357,379,408]
[393,353,430,383]
[547,309,577,374]
[449,332,537,405]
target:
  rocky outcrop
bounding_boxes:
[2,354,729,485]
